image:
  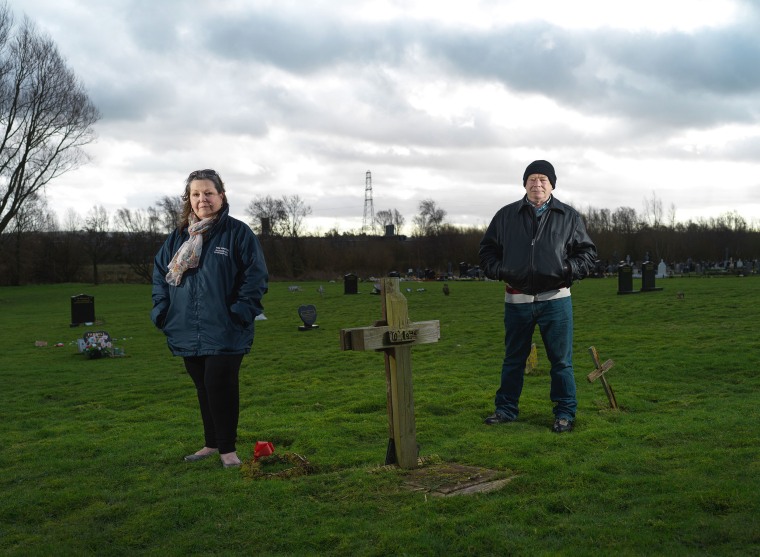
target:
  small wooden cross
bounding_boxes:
[587,346,618,409]
[340,277,440,469]
[524,343,538,375]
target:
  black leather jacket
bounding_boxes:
[479,196,597,295]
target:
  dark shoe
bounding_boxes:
[484,412,515,425]
[552,418,574,433]
[184,449,218,462]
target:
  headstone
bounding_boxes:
[616,264,636,295]
[641,261,663,292]
[70,294,95,326]
[459,262,468,278]
[657,259,667,278]
[297,304,319,331]
[344,273,358,295]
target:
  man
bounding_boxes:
[479,160,596,433]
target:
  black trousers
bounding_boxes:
[183,354,244,454]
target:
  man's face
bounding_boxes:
[524,173,553,205]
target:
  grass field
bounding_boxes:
[1,277,758,556]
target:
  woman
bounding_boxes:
[151,169,268,468]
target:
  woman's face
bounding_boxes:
[189,179,224,219]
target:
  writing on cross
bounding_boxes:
[340,277,440,469]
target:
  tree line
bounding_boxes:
[2,189,760,286]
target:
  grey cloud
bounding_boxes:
[196,10,760,133]
[610,31,760,94]
[430,25,585,94]
[201,12,404,72]
[431,24,760,129]
[88,78,178,121]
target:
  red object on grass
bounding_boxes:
[254,441,274,460]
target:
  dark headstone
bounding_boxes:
[344,273,358,294]
[71,294,95,326]
[616,264,635,295]
[298,304,319,331]
[640,261,663,292]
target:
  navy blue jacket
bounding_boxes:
[151,207,268,356]
[479,196,596,295]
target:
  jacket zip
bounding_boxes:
[529,210,552,293]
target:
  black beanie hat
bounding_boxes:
[523,160,556,188]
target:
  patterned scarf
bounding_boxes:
[165,214,216,286]
[533,196,552,217]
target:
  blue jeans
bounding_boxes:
[494,297,577,421]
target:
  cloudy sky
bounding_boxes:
[16,0,760,233]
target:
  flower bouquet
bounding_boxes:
[84,336,112,359]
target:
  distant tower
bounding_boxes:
[362,170,376,234]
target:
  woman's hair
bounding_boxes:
[179,169,229,229]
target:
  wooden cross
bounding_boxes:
[587,346,618,409]
[524,343,538,375]
[340,277,440,469]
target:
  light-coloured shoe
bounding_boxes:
[184,449,218,462]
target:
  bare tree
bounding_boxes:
[0,6,100,234]
[7,192,53,284]
[643,191,664,228]
[413,199,447,236]
[82,205,109,285]
[154,195,182,233]
[611,207,640,235]
[374,208,405,235]
[42,207,84,283]
[246,195,287,237]
[667,203,677,229]
[582,206,612,234]
[114,207,161,282]
[281,194,312,238]
[61,207,81,232]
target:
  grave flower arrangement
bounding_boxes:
[84,336,112,359]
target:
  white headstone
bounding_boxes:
[657,259,667,278]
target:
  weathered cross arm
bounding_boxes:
[340,320,440,352]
